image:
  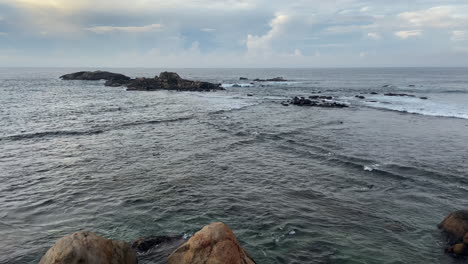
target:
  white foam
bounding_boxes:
[361,95,468,120]
[221,83,254,88]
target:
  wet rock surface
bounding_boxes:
[284,96,348,108]
[439,211,468,256]
[132,235,186,263]
[39,231,137,264]
[60,71,131,82]
[168,222,256,264]
[253,77,287,82]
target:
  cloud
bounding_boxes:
[367,32,381,40]
[200,28,216,32]
[451,31,467,41]
[397,6,468,29]
[246,13,289,55]
[395,30,422,39]
[85,24,163,34]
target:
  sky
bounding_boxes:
[0,0,468,67]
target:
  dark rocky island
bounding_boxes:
[61,71,224,92]
[253,77,287,82]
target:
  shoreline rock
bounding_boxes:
[439,210,468,256]
[39,222,255,263]
[168,222,256,264]
[39,231,137,264]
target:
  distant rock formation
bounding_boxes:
[384,93,416,97]
[60,71,131,83]
[60,71,224,92]
[39,231,137,264]
[126,72,223,91]
[168,222,256,264]
[253,77,287,82]
[439,210,468,256]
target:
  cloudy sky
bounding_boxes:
[0,0,468,67]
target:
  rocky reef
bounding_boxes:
[39,222,254,264]
[60,71,224,92]
[439,210,468,256]
[282,96,348,108]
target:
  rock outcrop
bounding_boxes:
[60,71,223,91]
[126,72,223,91]
[39,231,137,264]
[439,210,468,256]
[60,71,131,83]
[168,222,256,264]
[285,96,348,108]
[384,93,416,97]
[253,77,287,82]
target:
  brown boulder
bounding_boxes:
[439,210,468,244]
[39,231,137,264]
[168,222,256,264]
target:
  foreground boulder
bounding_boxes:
[439,210,468,256]
[439,210,468,243]
[60,71,131,82]
[168,222,256,264]
[126,72,223,91]
[39,231,137,264]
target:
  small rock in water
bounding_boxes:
[355,95,366,99]
[239,77,248,80]
[247,93,253,96]
[420,97,428,100]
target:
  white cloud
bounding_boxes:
[360,6,371,12]
[367,32,381,40]
[451,31,467,41]
[200,28,216,32]
[86,24,163,34]
[397,6,468,29]
[395,30,422,39]
[246,13,289,55]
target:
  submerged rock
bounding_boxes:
[60,71,131,82]
[132,235,185,262]
[355,95,365,99]
[127,72,223,92]
[39,231,137,264]
[168,222,256,264]
[239,77,249,80]
[420,97,428,100]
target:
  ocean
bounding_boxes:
[1,67,468,263]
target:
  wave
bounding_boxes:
[440,90,468,94]
[221,83,254,88]
[0,116,194,142]
[359,96,468,120]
